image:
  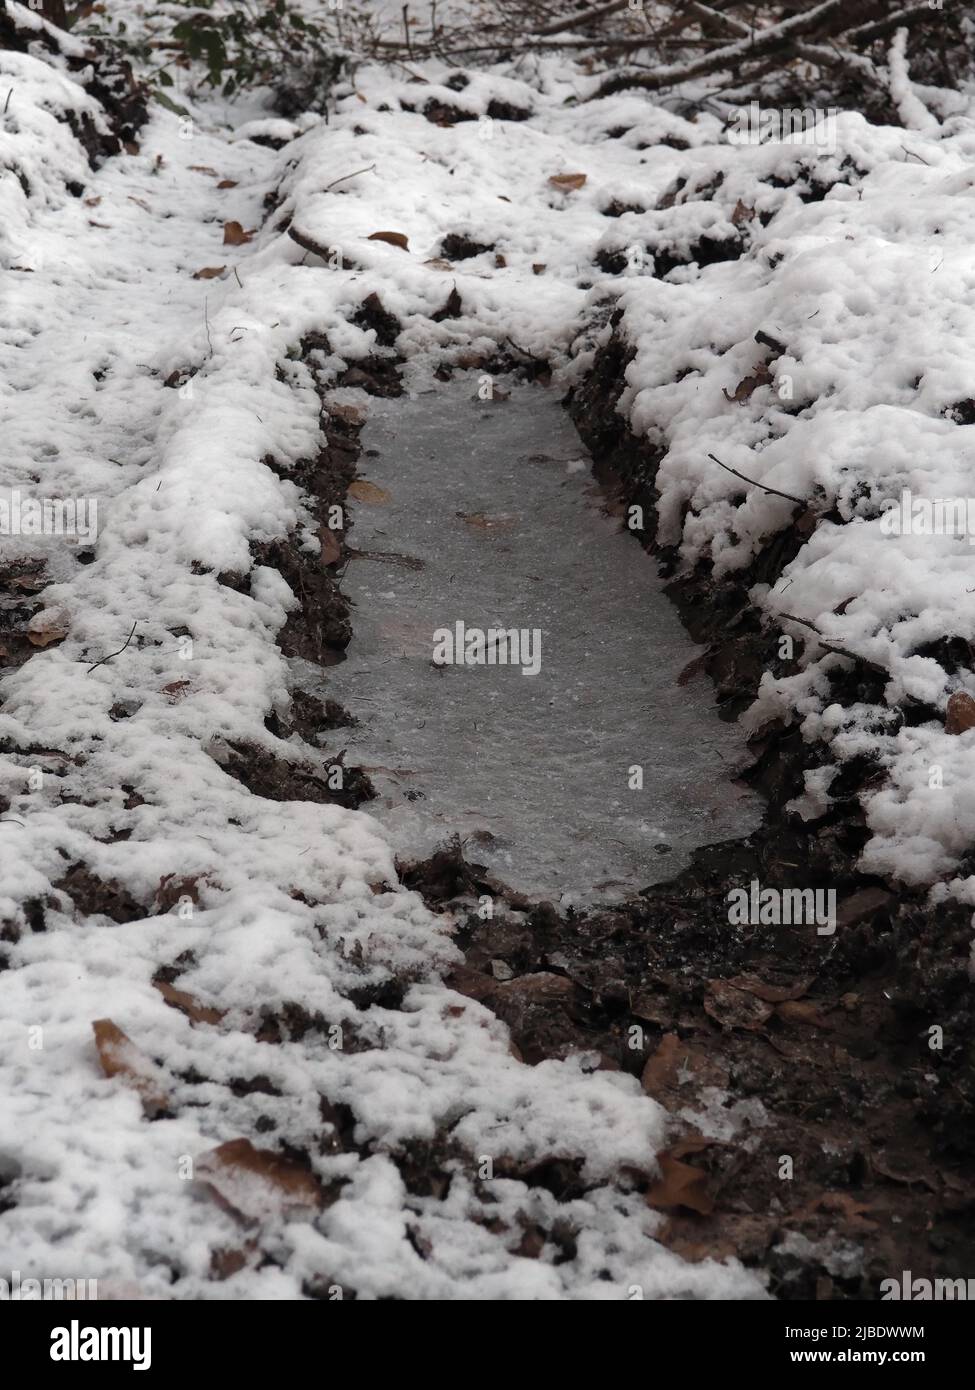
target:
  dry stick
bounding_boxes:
[779,613,889,677]
[708,453,806,507]
[530,0,632,38]
[585,0,874,97]
[288,225,334,261]
[323,163,377,193]
[87,620,138,675]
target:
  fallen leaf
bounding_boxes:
[726,973,812,1004]
[946,690,975,734]
[641,1032,729,1100]
[189,165,219,176]
[792,1191,877,1230]
[731,199,755,225]
[84,195,101,207]
[531,263,546,275]
[723,360,773,402]
[367,230,410,251]
[216,179,238,189]
[196,1138,323,1224]
[704,978,773,1031]
[123,141,140,156]
[223,220,254,246]
[127,195,151,212]
[348,479,390,504]
[161,679,191,702]
[92,1019,169,1117]
[432,286,463,321]
[193,265,226,280]
[154,980,225,1026]
[677,651,709,687]
[319,528,342,565]
[328,402,364,426]
[549,172,587,192]
[776,999,831,1029]
[646,1153,714,1215]
[27,611,68,648]
[210,1243,257,1280]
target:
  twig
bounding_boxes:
[87,621,138,675]
[3,89,12,115]
[323,163,377,193]
[288,225,334,261]
[707,453,806,507]
[203,296,212,355]
[779,613,889,676]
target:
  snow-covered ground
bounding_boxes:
[1,0,974,1298]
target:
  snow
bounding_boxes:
[3,0,974,1298]
[0,9,767,1299]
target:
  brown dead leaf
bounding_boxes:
[726,973,812,1004]
[348,479,390,505]
[641,1032,729,1101]
[154,980,225,1027]
[704,978,773,1031]
[128,195,151,212]
[367,230,410,251]
[677,651,709,687]
[27,612,68,648]
[84,195,101,208]
[196,1138,323,1224]
[723,360,773,403]
[193,265,226,280]
[92,1019,169,1117]
[646,1152,714,1215]
[328,402,364,426]
[731,199,755,226]
[792,1191,877,1230]
[549,172,587,192]
[319,528,342,565]
[161,679,191,702]
[776,999,831,1029]
[946,690,975,734]
[190,165,219,176]
[223,220,254,246]
[217,179,238,189]
[531,263,546,275]
[210,1242,257,1281]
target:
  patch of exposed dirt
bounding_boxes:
[212,739,375,811]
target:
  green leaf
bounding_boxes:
[152,88,190,117]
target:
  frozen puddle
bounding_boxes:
[301,377,762,905]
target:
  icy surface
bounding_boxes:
[314,378,761,903]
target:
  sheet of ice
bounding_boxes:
[313,378,761,903]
